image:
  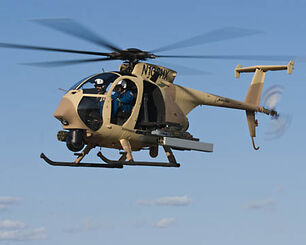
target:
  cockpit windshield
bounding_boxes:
[69,72,119,93]
[74,73,139,131]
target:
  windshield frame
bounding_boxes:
[69,74,95,91]
[69,72,120,91]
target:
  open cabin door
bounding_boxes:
[103,76,142,131]
[136,80,165,129]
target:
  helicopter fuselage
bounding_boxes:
[54,63,192,152]
[53,62,293,154]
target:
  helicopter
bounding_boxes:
[0,19,295,169]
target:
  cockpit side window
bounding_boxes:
[75,73,119,131]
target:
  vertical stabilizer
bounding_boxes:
[244,69,266,106]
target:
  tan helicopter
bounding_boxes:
[0,19,295,168]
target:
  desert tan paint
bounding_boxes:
[53,61,294,151]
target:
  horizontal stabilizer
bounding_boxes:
[235,60,294,78]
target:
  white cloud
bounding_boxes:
[137,196,192,207]
[0,219,46,241]
[244,199,276,210]
[0,198,45,241]
[0,227,46,241]
[0,220,26,229]
[152,218,176,228]
[0,197,21,211]
[0,197,21,204]
[63,219,109,234]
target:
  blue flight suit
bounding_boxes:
[112,90,135,118]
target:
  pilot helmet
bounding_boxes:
[116,80,127,90]
[94,78,105,87]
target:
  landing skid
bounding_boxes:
[97,152,180,167]
[40,153,123,168]
[40,147,180,169]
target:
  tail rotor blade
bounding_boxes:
[265,113,292,140]
[262,85,284,110]
[262,85,291,139]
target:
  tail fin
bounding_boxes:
[235,61,294,150]
[244,69,266,106]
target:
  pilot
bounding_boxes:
[94,78,107,94]
[111,80,135,123]
[94,78,107,116]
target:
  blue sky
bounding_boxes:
[0,0,306,244]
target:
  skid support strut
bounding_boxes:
[74,144,94,163]
[120,139,134,161]
[163,145,178,164]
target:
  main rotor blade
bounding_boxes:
[150,27,262,53]
[32,18,122,52]
[23,57,115,67]
[156,54,297,61]
[150,61,212,75]
[0,42,111,56]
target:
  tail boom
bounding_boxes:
[174,61,294,150]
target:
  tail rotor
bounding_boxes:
[262,85,292,139]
